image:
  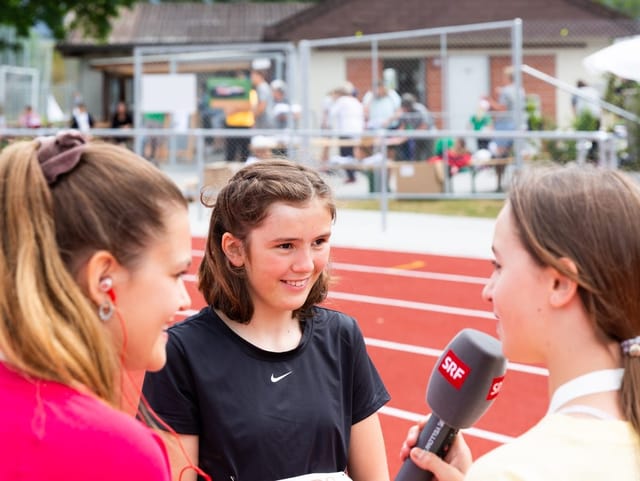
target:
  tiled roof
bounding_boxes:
[59,2,312,52]
[264,0,640,43]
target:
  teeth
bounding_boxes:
[285,280,306,287]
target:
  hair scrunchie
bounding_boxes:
[37,130,87,185]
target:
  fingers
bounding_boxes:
[399,416,430,460]
[409,448,465,481]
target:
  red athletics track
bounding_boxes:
[181,238,549,479]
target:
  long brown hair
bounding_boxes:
[508,163,640,437]
[0,139,187,405]
[199,159,336,324]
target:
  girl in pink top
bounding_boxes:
[0,133,197,480]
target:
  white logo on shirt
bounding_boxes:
[271,371,293,383]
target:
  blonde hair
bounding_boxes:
[0,139,187,405]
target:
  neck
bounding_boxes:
[216,308,302,352]
[546,326,623,418]
[118,369,145,417]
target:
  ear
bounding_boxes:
[221,232,245,267]
[81,250,121,305]
[549,257,579,308]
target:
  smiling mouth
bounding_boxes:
[283,279,308,288]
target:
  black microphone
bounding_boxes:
[395,328,507,481]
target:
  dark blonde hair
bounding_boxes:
[508,163,640,436]
[0,139,187,405]
[199,159,336,324]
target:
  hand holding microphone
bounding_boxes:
[395,328,507,481]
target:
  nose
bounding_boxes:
[178,278,192,311]
[292,246,315,272]
[481,276,494,303]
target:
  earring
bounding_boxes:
[98,277,114,321]
[98,300,114,322]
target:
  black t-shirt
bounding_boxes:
[143,306,390,481]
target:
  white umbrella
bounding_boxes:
[583,36,640,82]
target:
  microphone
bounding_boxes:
[395,328,507,481]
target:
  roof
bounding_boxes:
[58,2,312,54]
[264,0,640,44]
[57,0,640,56]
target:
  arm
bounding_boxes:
[158,431,200,481]
[347,412,390,481]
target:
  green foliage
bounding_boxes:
[3,0,136,40]
[604,76,640,168]
[539,112,600,164]
[596,0,640,18]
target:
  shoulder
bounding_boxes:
[309,306,364,341]
[2,369,170,480]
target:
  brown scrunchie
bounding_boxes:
[37,130,87,185]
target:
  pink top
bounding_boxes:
[0,362,171,481]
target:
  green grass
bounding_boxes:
[336,199,505,218]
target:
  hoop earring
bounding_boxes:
[98,300,114,322]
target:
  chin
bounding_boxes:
[145,345,168,372]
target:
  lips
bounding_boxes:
[283,279,308,288]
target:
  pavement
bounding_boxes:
[183,166,498,260]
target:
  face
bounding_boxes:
[232,198,332,322]
[482,203,552,363]
[110,206,192,371]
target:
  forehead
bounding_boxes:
[254,199,332,232]
[493,203,517,246]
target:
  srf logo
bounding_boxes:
[487,375,505,400]
[438,350,470,389]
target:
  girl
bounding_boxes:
[401,163,640,480]
[144,159,391,481]
[0,132,193,480]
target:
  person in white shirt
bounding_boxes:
[70,103,94,132]
[329,84,364,183]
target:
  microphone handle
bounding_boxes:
[394,415,459,481]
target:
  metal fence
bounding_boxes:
[2,19,639,216]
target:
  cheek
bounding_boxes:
[314,248,331,271]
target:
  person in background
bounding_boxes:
[485,66,526,192]
[143,159,391,481]
[469,97,493,151]
[70,102,95,133]
[18,105,41,128]
[571,80,602,127]
[395,93,434,161]
[270,79,301,157]
[329,83,365,183]
[111,101,134,147]
[362,80,401,130]
[250,66,274,130]
[0,132,195,481]
[400,163,640,481]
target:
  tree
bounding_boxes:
[2,0,137,40]
[596,0,640,18]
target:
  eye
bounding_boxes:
[277,242,294,250]
[490,259,502,272]
[175,270,188,279]
[313,237,330,247]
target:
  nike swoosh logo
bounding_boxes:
[270,371,293,383]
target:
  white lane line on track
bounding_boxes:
[365,337,549,376]
[331,262,488,284]
[379,406,516,444]
[327,291,494,319]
